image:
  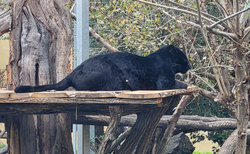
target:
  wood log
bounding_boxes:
[97,106,122,154]
[74,114,246,132]
[118,96,180,154]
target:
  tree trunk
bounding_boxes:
[235,48,249,154]
[118,96,180,154]
[218,129,237,154]
[6,0,73,153]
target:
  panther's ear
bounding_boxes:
[168,45,178,55]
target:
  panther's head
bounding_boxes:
[167,45,191,74]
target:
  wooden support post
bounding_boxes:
[156,95,191,153]
[97,106,122,154]
[118,96,180,153]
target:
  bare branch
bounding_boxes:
[70,1,76,16]
[89,27,119,52]
[233,0,240,32]
[242,25,250,41]
[70,7,119,53]
[136,0,218,25]
[137,0,239,42]
[208,7,250,29]
[190,71,218,92]
[195,0,203,27]
[109,128,131,152]
[0,9,11,36]
[0,129,6,138]
[199,88,223,102]
[161,9,201,28]
[164,0,220,22]
[156,95,191,154]
[205,26,237,40]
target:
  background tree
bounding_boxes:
[88,0,250,153]
[3,0,74,153]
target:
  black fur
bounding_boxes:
[15,45,190,93]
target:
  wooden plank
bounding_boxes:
[117,91,162,99]
[31,92,68,98]
[0,92,11,98]
[65,91,122,98]
[0,89,13,98]
[117,86,200,99]
[0,97,160,105]
[10,93,33,98]
[0,85,200,99]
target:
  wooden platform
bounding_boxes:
[0,86,199,116]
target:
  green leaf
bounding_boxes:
[189,58,194,61]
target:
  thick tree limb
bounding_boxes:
[242,25,250,41]
[0,9,11,36]
[76,114,243,132]
[117,96,180,154]
[205,26,237,40]
[218,129,237,154]
[89,27,119,52]
[218,129,250,154]
[0,129,6,138]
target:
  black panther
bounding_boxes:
[15,45,191,93]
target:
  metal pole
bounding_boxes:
[73,0,95,154]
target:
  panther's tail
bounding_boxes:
[14,77,71,93]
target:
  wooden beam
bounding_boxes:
[0,85,199,99]
[0,87,199,116]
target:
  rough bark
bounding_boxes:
[0,9,11,36]
[2,114,247,134]
[75,114,250,132]
[6,0,73,153]
[117,96,180,154]
[156,95,191,154]
[218,129,237,154]
[97,106,122,154]
[219,129,250,154]
[235,48,249,154]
